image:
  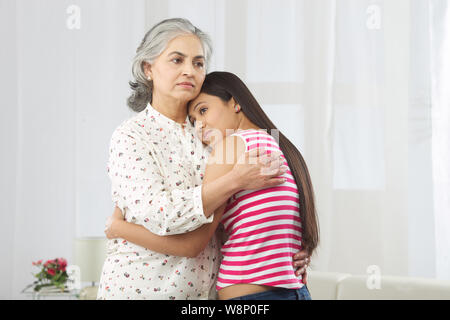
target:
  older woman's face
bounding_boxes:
[146,34,206,105]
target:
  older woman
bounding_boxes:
[97,18,309,300]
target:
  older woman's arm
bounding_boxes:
[105,135,244,257]
[108,127,212,237]
[105,136,239,257]
[107,204,226,258]
[105,137,236,258]
[107,133,310,281]
[109,126,286,237]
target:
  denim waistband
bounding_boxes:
[228,285,311,300]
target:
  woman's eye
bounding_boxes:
[199,108,207,115]
[195,61,204,68]
[172,58,182,64]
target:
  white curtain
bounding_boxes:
[1,0,449,299]
[0,0,147,299]
[155,0,449,279]
[429,0,450,280]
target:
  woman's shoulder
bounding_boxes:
[203,135,246,184]
[232,128,273,138]
[207,134,246,167]
[232,128,280,152]
[110,111,153,145]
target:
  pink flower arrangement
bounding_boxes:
[24,258,69,292]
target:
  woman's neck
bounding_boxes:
[151,94,187,124]
[236,116,260,131]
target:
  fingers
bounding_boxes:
[262,153,287,177]
[263,151,284,166]
[295,267,306,277]
[293,254,311,278]
[266,164,288,177]
[113,206,124,218]
[295,262,310,277]
[104,216,115,239]
[104,227,111,239]
[246,148,267,164]
[105,216,113,229]
[293,258,309,269]
[294,251,310,261]
[258,155,272,166]
[260,163,279,176]
[260,159,288,177]
[264,177,287,188]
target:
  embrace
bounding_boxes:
[98,18,319,301]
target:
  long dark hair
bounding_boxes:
[200,71,319,256]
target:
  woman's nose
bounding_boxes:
[193,121,204,138]
[195,120,204,130]
[182,61,195,76]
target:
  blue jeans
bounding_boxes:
[228,285,312,300]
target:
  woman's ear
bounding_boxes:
[228,97,240,112]
[228,97,236,108]
[142,61,152,80]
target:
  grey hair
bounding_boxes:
[127,18,213,112]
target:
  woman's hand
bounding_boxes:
[104,206,125,239]
[293,249,311,284]
[232,148,288,190]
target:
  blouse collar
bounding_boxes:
[144,102,196,133]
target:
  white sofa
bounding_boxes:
[83,271,450,300]
[308,271,450,300]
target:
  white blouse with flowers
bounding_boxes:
[97,103,222,300]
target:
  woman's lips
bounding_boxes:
[203,129,212,141]
[177,82,194,89]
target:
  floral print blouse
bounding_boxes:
[97,103,222,300]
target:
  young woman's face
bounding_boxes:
[188,92,239,146]
[145,34,206,104]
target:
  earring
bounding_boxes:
[147,75,152,81]
[234,104,241,113]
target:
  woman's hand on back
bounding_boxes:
[293,249,311,284]
[231,148,288,190]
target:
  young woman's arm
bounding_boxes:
[106,135,248,258]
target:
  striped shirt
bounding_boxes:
[216,129,304,291]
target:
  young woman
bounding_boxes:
[105,71,319,300]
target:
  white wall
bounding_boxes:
[0,0,18,300]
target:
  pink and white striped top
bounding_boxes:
[216,129,304,291]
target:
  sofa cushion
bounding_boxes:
[307,271,351,300]
[337,275,450,300]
